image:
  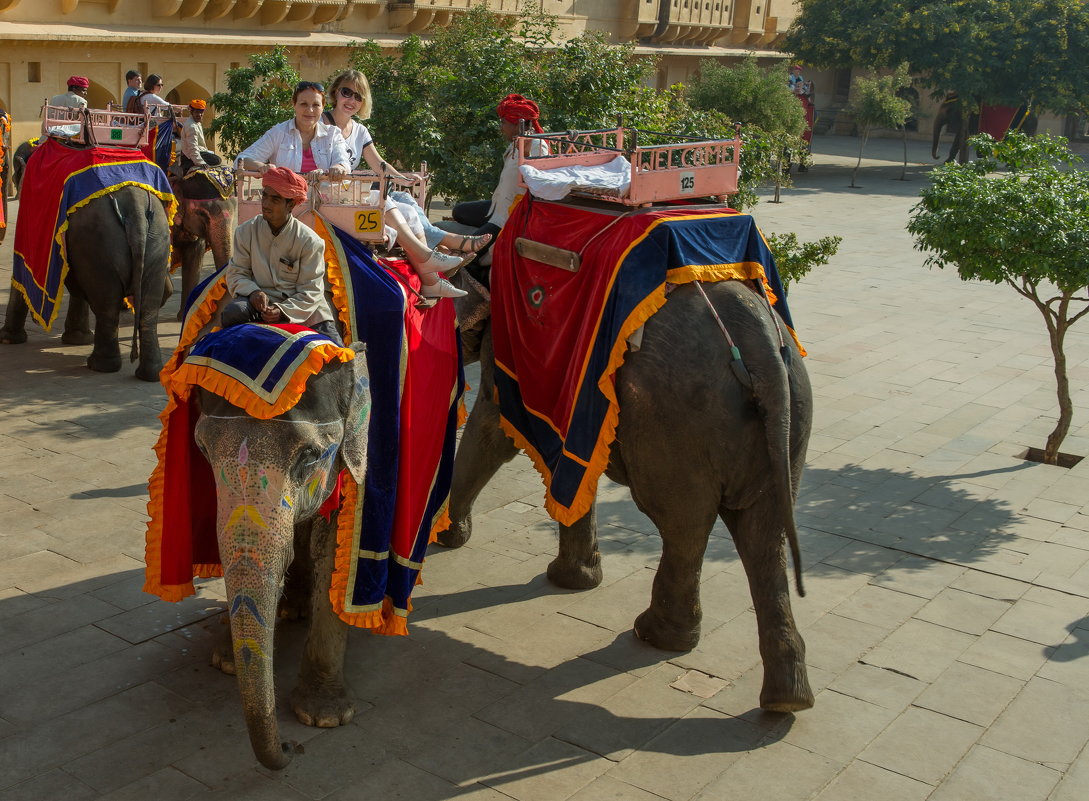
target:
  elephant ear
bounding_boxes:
[340,343,370,484]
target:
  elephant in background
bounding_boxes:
[1,185,172,381]
[440,275,815,713]
[194,345,370,770]
[932,94,1038,163]
[10,138,35,200]
[170,168,235,316]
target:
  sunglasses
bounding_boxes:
[296,81,325,93]
[338,86,364,103]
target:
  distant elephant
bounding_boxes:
[170,168,236,317]
[194,343,370,770]
[10,138,35,199]
[933,95,1037,163]
[440,275,815,713]
[1,185,172,381]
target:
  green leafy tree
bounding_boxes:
[786,0,1089,160]
[847,64,913,187]
[764,232,843,292]
[907,132,1089,464]
[687,55,806,137]
[209,46,299,158]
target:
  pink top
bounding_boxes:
[300,147,317,173]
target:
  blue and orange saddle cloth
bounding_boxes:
[490,196,802,526]
[144,215,464,636]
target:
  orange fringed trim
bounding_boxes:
[164,341,355,420]
[312,215,355,343]
[161,276,231,383]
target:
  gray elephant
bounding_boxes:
[1,185,172,381]
[10,138,35,199]
[440,274,815,713]
[170,168,235,316]
[193,345,370,770]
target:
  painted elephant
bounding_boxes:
[170,168,235,317]
[440,274,815,712]
[1,185,172,381]
[194,345,370,770]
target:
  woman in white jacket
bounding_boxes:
[238,82,465,298]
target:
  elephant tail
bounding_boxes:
[748,300,806,598]
[114,192,152,363]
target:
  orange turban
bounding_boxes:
[262,167,308,202]
[188,99,207,110]
[496,94,543,134]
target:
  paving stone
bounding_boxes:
[958,630,1052,680]
[0,769,98,801]
[991,597,1089,646]
[699,663,833,730]
[478,738,613,801]
[93,768,206,801]
[827,661,925,712]
[812,760,933,801]
[606,706,766,801]
[668,611,763,681]
[799,612,889,674]
[474,656,636,741]
[858,705,982,784]
[1037,628,1089,686]
[692,739,842,801]
[915,661,1025,727]
[862,618,975,683]
[822,542,905,576]
[869,554,966,599]
[831,583,927,629]
[567,775,674,801]
[981,677,1089,767]
[1049,740,1089,801]
[949,570,1028,601]
[0,593,123,656]
[928,745,1061,801]
[781,688,900,763]
[401,717,532,787]
[915,587,1012,635]
[559,568,657,633]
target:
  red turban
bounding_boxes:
[67,76,90,89]
[496,94,544,134]
[262,167,308,202]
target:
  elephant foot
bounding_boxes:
[633,607,700,652]
[547,554,603,590]
[62,329,94,346]
[434,517,472,548]
[135,361,163,382]
[759,662,814,713]
[0,328,27,345]
[290,682,355,728]
[87,352,123,373]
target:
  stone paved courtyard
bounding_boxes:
[1,135,1088,800]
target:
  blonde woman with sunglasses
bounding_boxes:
[325,70,493,297]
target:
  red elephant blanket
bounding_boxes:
[491,195,801,526]
[12,136,176,329]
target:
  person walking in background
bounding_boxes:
[122,70,142,110]
[49,76,89,109]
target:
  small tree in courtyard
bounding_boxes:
[908,132,1089,465]
[209,46,298,158]
[847,65,913,187]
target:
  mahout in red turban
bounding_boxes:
[67,76,90,89]
[262,167,309,202]
[496,94,544,133]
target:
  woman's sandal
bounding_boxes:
[456,233,492,254]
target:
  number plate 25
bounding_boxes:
[355,209,382,233]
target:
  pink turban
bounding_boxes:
[262,167,308,202]
[67,76,90,89]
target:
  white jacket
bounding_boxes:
[236,119,350,173]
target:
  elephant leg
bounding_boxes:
[632,503,717,652]
[61,293,94,346]
[290,514,354,728]
[1,284,29,344]
[134,307,164,382]
[175,240,203,321]
[549,505,603,590]
[722,499,813,713]
[87,300,123,373]
[434,389,518,548]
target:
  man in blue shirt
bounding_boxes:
[122,70,142,111]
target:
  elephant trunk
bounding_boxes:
[219,517,296,770]
[208,202,235,269]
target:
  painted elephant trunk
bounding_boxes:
[217,498,297,770]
